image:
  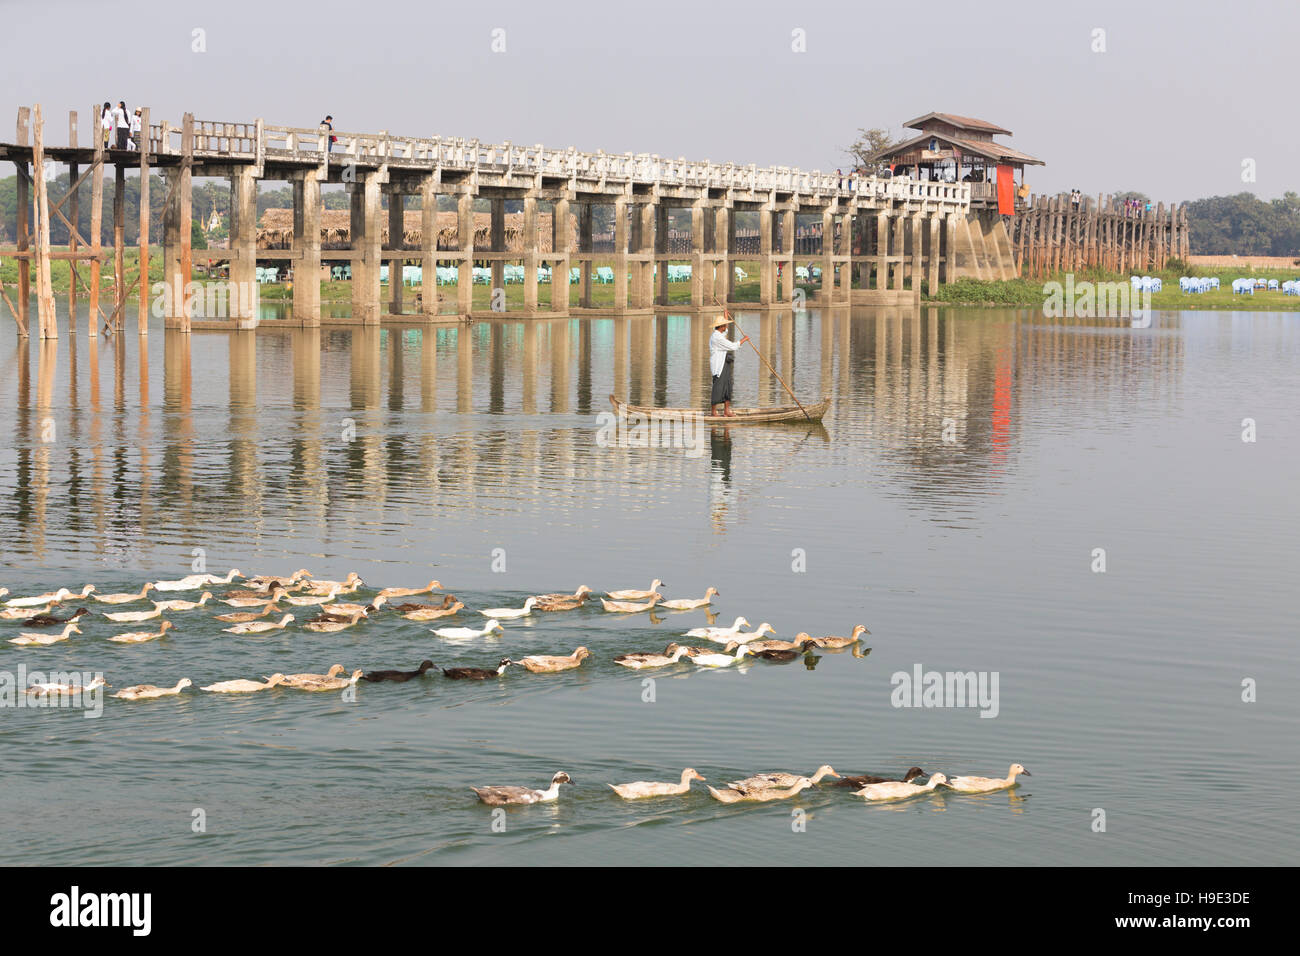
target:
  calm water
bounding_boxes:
[1,305,1296,865]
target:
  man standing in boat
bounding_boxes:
[709,316,748,417]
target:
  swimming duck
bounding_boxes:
[10,622,82,646]
[945,764,1031,793]
[321,594,387,617]
[91,582,156,605]
[221,585,290,607]
[439,658,513,680]
[280,665,346,688]
[0,601,54,620]
[610,768,705,799]
[834,766,926,789]
[745,636,816,653]
[753,648,802,662]
[285,668,364,692]
[657,588,719,611]
[222,613,294,635]
[600,594,662,613]
[613,643,692,669]
[243,569,312,590]
[108,620,174,643]
[473,771,573,806]
[606,579,665,601]
[431,619,504,639]
[398,597,463,620]
[152,592,214,612]
[708,777,812,804]
[376,579,441,599]
[727,765,840,791]
[531,585,593,611]
[302,572,365,596]
[153,569,242,592]
[283,585,343,607]
[361,660,436,683]
[687,641,753,667]
[103,604,164,623]
[5,585,95,608]
[302,610,366,633]
[854,772,950,802]
[480,597,537,620]
[212,601,281,624]
[113,678,192,700]
[223,581,300,600]
[21,606,90,627]
[803,624,870,649]
[513,647,590,673]
[684,615,749,641]
[200,673,287,693]
[27,675,109,696]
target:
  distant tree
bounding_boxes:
[190,219,208,250]
[1187,191,1300,256]
[845,128,902,174]
[1113,191,1150,206]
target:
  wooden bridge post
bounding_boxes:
[88,103,104,336]
[456,189,474,314]
[68,111,79,330]
[552,195,571,314]
[228,166,257,330]
[14,155,30,333]
[32,105,57,339]
[523,190,540,312]
[292,170,322,326]
[349,170,383,324]
[176,112,193,331]
[112,161,126,330]
[136,107,150,335]
[419,175,437,320]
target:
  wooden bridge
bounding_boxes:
[2,104,1015,338]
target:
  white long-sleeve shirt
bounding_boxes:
[709,329,742,377]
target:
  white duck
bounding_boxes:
[153,568,242,592]
[302,572,365,595]
[223,613,295,635]
[152,592,214,612]
[284,668,364,692]
[27,675,109,696]
[113,678,192,700]
[684,615,750,641]
[606,579,665,601]
[103,604,164,623]
[321,594,386,616]
[708,777,812,803]
[688,641,753,667]
[431,619,505,640]
[91,582,156,605]
[10,622,82,646]
[610,768,705,800]
[377,579,441,599]
[283,585,342,607]
[854,772,950,802]
[108,620,174,644]
[5,585,95,608]
[200,673,287,693]
[0,601,53,620]
[473,772,573,806]
[600,594,662,613]
[479,597,537,620]
[945,764,1031,793]
[657,587,719,610]
[613,643,692,670]
[727,765,841,790]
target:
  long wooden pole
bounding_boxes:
[32,104,57,339]
[710,293,810,421]
[88,102,104,336]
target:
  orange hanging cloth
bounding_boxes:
[997,164,1015,215]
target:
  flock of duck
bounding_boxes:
[3,572,1029,809]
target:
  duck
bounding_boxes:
[854,772,950,802]
[360,660,436,683]
[91,582,156,605]
[0,601,54,620]
[223,581,300,600]
[610,768,705,799]
[280,664,346,687]
[656,587,719,610]
[684,615,749,641]
[283,585,343,607]
[531,585,592,611]
[321,594,387,617]
[745,636,816,653]
[687,641,753,667]
[473,771,573,806]
[285,668,364,692]
[212,601,281,624]
[480,597,537,620]
[513,647,590,673]
[606,579,665,601]
[803,624,870,649]
[727,765,840,791]
[21,606,90,627]
[945,764,1031,793]
[103,604,164,623]
[152,591,214,612]
[200,673,287,693]
[613,643,691,670]
[113,678,192,700]
[399,598,464,621]
[439,658,513,680]
[10,622,82,646]
[108,620,174,644]
[302,610,366,633]
[243,569,312,590]
[708,777,812,803]
[302,572,365,596]
[27,675,109,696]
[376,579,441,599]
[153,569,242,592]
[221,585,290,607]
[835,766,928,789]
[5,585,95,608]
[222,613,294,635]
[431,619,504,640]
[600,594,662,613]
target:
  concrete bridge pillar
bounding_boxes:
[910,213,924,293]
[822,208,835,302]
[614,196,629,310]
[780,209,796,303]
[578,202,593,308]
[690,199,707,307]
[655,204,669,306]
[523,193,539,312]
[387,190,405,315]
[349,171,383,324]
[456,190,474,314]
[292,172,321,326]
[874,211,889,291]
[552,196,571,314]
[419,176,438,320]
[758,206,774,305]
[714,203,732,303]
[927,213,941,294]
[891,214,907,291]
[941,213,957,285]
[630,201,653,308]
[228,166,257,326]
[490,197,505,293]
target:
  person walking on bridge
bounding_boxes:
[709,316,748,417]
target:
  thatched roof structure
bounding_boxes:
[257,208,572,251]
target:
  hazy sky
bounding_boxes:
[5,0,1297,203]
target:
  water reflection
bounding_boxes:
[3,306,1191,561]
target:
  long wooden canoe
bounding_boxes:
[609,393,831,425]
